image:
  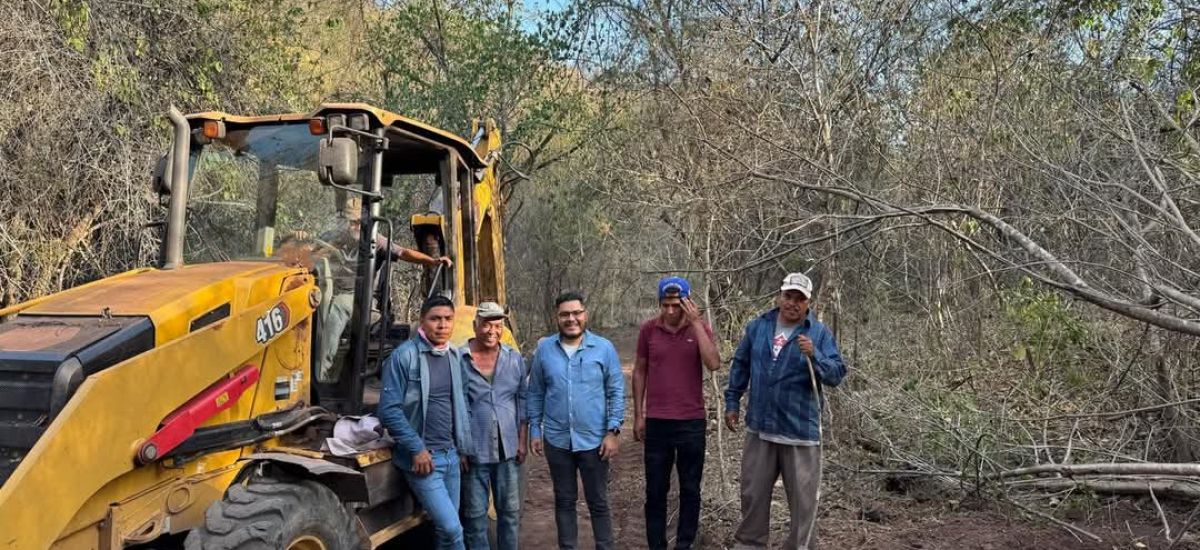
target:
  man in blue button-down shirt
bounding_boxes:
[460,302,527,550]
[528,291,625,550]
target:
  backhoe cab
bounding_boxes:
[0,104,510,549]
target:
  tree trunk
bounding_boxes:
[1153,330,1200,462]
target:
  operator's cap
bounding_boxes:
[780,272,813,298]
[341,196,363,221]
[476,301,508,320]
[658,276,690,300]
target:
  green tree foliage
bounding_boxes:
[0,0,351,305]
[375,1,607,196]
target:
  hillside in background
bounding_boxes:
[2,0,1199,547]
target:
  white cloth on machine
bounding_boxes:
[323,414,394,457]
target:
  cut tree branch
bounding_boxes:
[1011,478,1200,500]
[998,462,1200,479]
[740,169,1200,336]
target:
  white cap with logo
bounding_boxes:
[780,272,813,298]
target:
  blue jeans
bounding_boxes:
[404,449,465,550]
[462,459,521,550]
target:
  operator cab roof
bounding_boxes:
[185,103,490,175]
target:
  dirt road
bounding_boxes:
[513,326,1197,550]
[397,326,1197,549]
[518,328,647,549]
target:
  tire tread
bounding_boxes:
[185,475,365,550]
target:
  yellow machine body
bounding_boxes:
[0,103,511,549]
[0,263,316,549]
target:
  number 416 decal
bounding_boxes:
[256,303,291,344]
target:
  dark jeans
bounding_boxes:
[545,443,613,550]
[644,418,706,550]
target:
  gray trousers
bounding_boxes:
[318,292,355,382]
[733,433,822,550]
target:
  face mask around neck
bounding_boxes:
[418,327,450,355]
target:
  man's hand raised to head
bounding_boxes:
[681,297,702,325]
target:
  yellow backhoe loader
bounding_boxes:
[0,104,512,549]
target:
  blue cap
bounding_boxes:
[658,276,690,300]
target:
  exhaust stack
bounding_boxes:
[162,106,191,270]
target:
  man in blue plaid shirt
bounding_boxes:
[460,302,527,550]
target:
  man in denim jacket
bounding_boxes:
[378,296,473,550]
[724,272,846,550]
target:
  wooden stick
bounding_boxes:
[702,262,729,502]
[1149,483,1172,541]
[1005,498,1103,543]
[832,466,963,478]
[1166,501,1200,550]
[1013,397,1200,422]
[710,369,729,501]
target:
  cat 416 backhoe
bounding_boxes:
[0,104,512,549]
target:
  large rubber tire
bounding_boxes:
[185,475,367,550]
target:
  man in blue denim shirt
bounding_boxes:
[528,292,625,550]
[460,302,527,550]
[378,296,473,550]
[724,273,846,550]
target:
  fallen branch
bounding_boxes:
[1010,478,1200,500]
[1004,498,1103,543]
[740,167,1200,336]
[1150,483,1172,541]
[997,462,1200,479]
[1166,501,1200,550]
[837,461,1200,501]
[832,466,963,478]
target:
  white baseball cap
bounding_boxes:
[780,272,812,298]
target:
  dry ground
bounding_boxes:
[511,326,1200,550]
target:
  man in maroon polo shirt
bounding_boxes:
[633,276,722,550]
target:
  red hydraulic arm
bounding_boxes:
[136,364,260,464]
